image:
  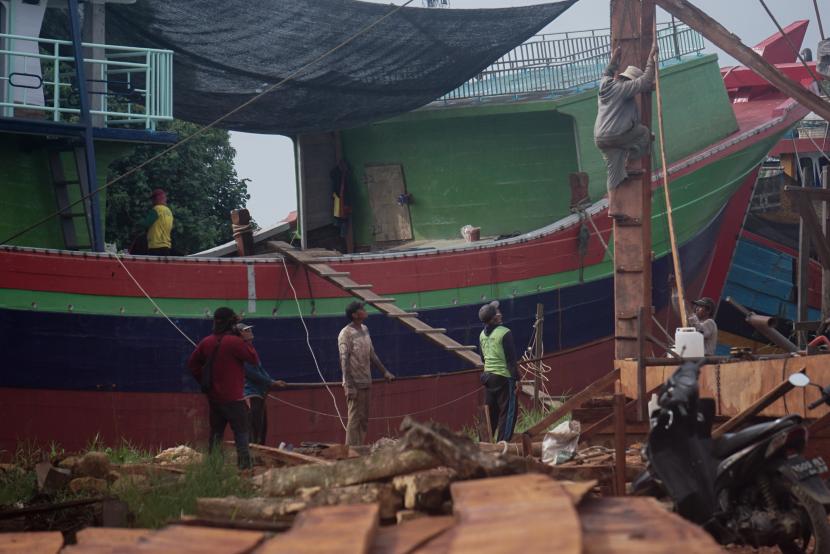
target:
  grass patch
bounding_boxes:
[514,404,570,435]
[117,449,253,528]
[0,469,36,507]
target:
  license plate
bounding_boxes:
[789,456,829,480]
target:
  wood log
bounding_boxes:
[478,441,543,457]
[198,483,403,522]
[254,448,437,497]
[392,468,456,511]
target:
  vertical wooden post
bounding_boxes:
[613,379,627,496]
[231,209,255,257]
[823,166,830,323]
[612,0,655,360]
[636,306,648,421]
[533,303,544,412]
[798,215,811,347]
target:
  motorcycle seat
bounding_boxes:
[713,416,800,458]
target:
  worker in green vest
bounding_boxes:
[478,300,519,442]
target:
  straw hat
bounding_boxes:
[620,65,644,80]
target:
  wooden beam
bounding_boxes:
[798,215,811,346]
[792,192,830,270]
[246,443,333,466]
[581,383,662,441]
[613,380,626,496]
[784,185,830,202]
[712,367,805,439]
[655,0,830,122]
[523,368,621,440]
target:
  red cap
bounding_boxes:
[150,188,166,198]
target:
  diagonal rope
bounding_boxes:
[0,0,415,247]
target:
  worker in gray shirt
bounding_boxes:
[688,297,718,356]
[594,41,658,218]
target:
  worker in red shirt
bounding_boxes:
[188,307,259,469]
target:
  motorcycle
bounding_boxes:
[633,359,830,553]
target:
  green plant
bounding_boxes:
[514,403,570,435]
[0,469,36,507]
[12,440,45,470]
[116,449,253,528]
[101,440,156,465]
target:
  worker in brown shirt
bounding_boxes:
[337,301,394,445]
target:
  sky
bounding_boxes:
[230,0,829,229]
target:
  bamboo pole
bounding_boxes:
[653,45,687,326]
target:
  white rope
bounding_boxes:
[114,250,478,429]
[113,253,197,347]
[280,257,348,431]
[267,385,482,420]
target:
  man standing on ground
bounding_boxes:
[145,188,174,255]
[688,297,718,356]
[478,300,519,442]
[594,41,658,219]
[188,307,258,469]
[237,323,287,445]
[337,301,395,446]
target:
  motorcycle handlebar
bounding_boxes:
[809,397,826,410]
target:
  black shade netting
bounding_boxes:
[106,0,576,135]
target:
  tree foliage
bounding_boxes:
[105,120,250,254]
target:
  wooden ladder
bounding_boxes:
[271,241,482,368]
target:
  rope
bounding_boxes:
[267,386,481,421]
[756,0,823,86]
[814,0,826,41]
[279,256,347,431]
[113,253,197,347]
[654,33,688,326]
[0,0,415,247]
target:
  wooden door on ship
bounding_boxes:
[364,164,413,243]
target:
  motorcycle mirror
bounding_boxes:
[788,373,810,387]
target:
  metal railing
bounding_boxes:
[440,22,704,101]
[0,33,173,130]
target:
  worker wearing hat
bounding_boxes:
[594,40,659,219]
[337,301,395,446]
[478,300,519,442]
[237,323,287,445]
[145,188,174,255]
[688,297,718,356]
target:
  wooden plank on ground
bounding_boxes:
[579,497,721,553]
[370,516,455,554]
[257,503,379,554]
[65,528,150,552]
[110,526,265,554]
[447,474,580,553]
[247,443,333,466]
[0,532,62,553]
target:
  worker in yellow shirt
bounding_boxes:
[145,188,174,255]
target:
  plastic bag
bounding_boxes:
[541,419,581,465]
[460,225,474,240]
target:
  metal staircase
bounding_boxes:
[271,241,483,368]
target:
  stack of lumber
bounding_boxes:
[6,473,721,553]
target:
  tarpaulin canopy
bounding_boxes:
[107,0,575,135]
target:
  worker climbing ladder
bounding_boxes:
[270,241,483,368]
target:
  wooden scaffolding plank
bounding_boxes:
[523,368,621,440]
[258,504,380,554]
[246,443,333,466]
[90,526,265,554]
[67,528,151,552]
[579,497,721,553]
[447,474,581,554]
[271,242,482,367]
[0,532,62,554]
[370,516,455,554]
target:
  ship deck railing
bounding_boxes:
[0,33,173,130]
[439,21,705,102]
